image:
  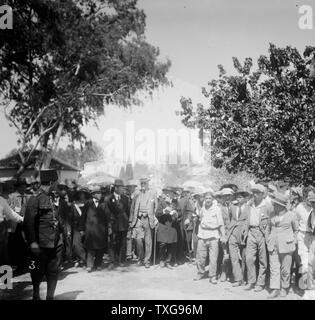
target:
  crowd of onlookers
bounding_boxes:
[1,175,315,299]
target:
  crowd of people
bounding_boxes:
[1,169,315,300]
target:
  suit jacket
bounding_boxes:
[130,189,157,229]
[267,210,298,253]
[107,194,130,232]
[178,196,195,231]
[227,203,250,243]
[70,202,85,232]
[79,199,109,250]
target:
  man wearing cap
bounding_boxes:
[227,191,251,286]
[107,179,130,268]
[80,185,109,272]
[244,183,272,292]
[267,192,298,298]
[23,169,63,300]
[130,177,158,268]
[194,191,226,284]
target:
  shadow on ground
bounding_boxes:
[55,290,84,300]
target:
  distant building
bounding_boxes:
[0,150,80,182]
[82,158,125,178]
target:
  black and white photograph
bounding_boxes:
[0,0,315,303]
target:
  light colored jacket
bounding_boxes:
[130,189,158,229]
[267,210,298,254]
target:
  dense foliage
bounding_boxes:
[179,44,315,184]
[0,0,170,174]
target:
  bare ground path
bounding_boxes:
[0,262,308,300]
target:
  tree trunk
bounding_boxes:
[42,121,64,169]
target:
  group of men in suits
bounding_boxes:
[194,181,315,298]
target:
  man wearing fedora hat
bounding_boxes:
[80,185,108,272]
[244,183,272,292]
[106,179,130,268]
[267,192,299,298]
[130,177,158,268]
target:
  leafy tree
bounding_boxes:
[0,0,170,176]
[179,44,315,185]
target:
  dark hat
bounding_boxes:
[57,183,69,191]
[89,184,102,194]
[13,178,28,187]
[114,179,125,187]
[220,184,238,192]
[74,187,91,200]
[235,191,250,198]
[40,169,58,185]
[162,187,176,194]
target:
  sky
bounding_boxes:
[0,0,314,161]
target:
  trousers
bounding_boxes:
[109,230,127,264]
[269,250,292,290]
[196,238,219,278]
[245,228,268,286]
[72,230,86,263]
[229,233,243,282]
[158,242,176,263]
[30,243,63,299]
[86,249,104,269]
[134,217,152,264]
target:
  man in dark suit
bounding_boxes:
[80,185,108,272]
[23,169,63,300]
[56,183,72,266]
[107,179,130,268]
[227,191,251,286]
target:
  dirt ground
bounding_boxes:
[0,261,309,300]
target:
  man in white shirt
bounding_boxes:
[194,191,226,284]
